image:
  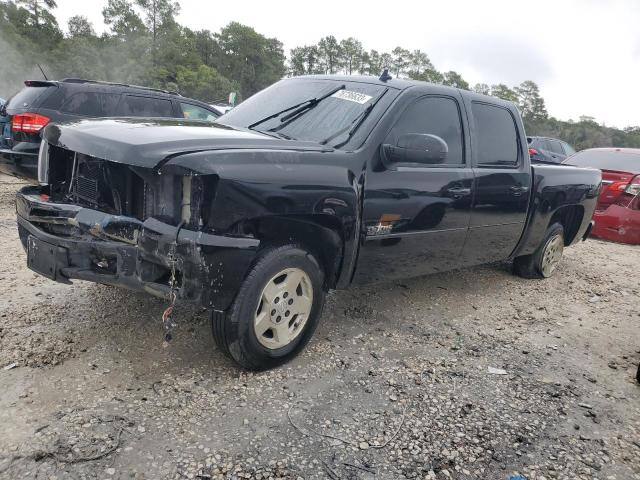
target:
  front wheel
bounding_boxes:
[513,223,565,279]
[211,245,325,370]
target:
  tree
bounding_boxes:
[289,45,320,76]
[442,71,469,90]
[102,0,146,37]
[135,0,179,41]
[175,64,238,102]
[490,84,518,103]
[391,46,410,77]
[215,22,286,97]
[67,15,95,38]
[408,49,434,75]
[16,0,56,27]
[317,36,340,74]
[338,37,363,75]
[15,0,61,46]
[474,83,490,95]
[363,49,383,76]
[514,80,547,120]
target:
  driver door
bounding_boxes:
[353,93,473,284]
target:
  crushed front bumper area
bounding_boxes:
[16,186,260,311]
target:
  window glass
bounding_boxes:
[119,95,174,117]
[387,96,464,165]
[561,142,576,155]
[563,150,640,171]
[548,140,564,154]
[180,102,218,122]
[61,92,121,117]
[220,79,386,147]
[6,86,50,110]
[472,103,519,166]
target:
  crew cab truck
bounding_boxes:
[16,75,601,369]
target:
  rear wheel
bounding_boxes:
[513,223,565,279]
[211,245,325,370]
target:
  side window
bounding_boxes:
[119,95,175,117]
[472,103,519,167]
[61,92,121,117]
[548,140,564,154]
[180,102,218,122]
[388,96,464,165]
[561,142,576,155]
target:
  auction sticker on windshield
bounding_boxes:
[331,90,373,104]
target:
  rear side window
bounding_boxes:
[61,92,121,117]
[6,86,50,110]
[561,142,576,155]
[387,96,464,165]
[548,140,564,154]
[119,95,174,117]
[564,150,640,171]
[472,103,519,167]
[180,102,218,122]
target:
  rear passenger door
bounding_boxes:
[461,101,531,265]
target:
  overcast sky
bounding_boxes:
[55,0,640,128]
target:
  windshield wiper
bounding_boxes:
[247,84,345,133]
[320,88,388,147]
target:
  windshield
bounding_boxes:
[220,78,388,147]
[564,149,640,172]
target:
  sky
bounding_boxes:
[55,0,640,128]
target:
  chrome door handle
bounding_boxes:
[510,185,529,196]
[447,187,471,198]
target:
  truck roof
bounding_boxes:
[294,74,517,109]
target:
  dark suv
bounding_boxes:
[0,79,220,180]
[527,136,576,163]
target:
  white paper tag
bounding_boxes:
[331,90,373,104]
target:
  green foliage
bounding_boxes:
[442,71,469,90]
[175,64,238,102]
[1,2,638,150]
[67,15,95,38]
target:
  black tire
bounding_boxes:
[211,244,325,370]
[513,223,565,279]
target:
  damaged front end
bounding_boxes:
[17,140,259,311]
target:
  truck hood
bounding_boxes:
[42,117,332,168]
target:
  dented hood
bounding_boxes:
[42,117,331,168]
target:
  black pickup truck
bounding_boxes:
[16,75,601,369]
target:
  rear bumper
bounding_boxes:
[0,148,38,180]
[16,186,260,310]
[591,205,640,245]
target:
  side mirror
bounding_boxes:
[383,133,448,165]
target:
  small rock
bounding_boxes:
[105,467,116,475]
[359,442,369,450]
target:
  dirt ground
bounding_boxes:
[0,174,638,480]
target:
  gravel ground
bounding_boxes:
[0,175,639,480]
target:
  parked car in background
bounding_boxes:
[563,148,640,244]
[528,136,576,163]
[16,75,601,369]
[0,79,220,180]
[209,104,234,116]
[0,97,8,148]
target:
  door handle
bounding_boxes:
[446,187,471,198]
[510,185,529,196]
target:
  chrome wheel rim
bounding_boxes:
[254,268,313,349]
[541,234,564,277]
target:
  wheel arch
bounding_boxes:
[549,204,585,245]
[243,215,345,290]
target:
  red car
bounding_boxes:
[564,148,640,244]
